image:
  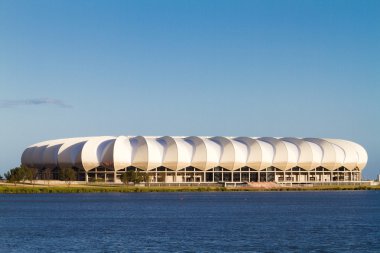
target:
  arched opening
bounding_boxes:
[309,166,330,182]
[87,166,114,183]
[177,166,203,183]
[115,166,144,183]
[147,166,174,183]
[282,166,308,183]
[332,166,351,181]
[352,167,361,181]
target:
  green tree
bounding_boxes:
[4,167,25,185]
[120,172,128,185]
[59,168,77,186]
[19,166,27,183]
[120,171,146,185]
[25,167,39,185]
[42,168,52,185]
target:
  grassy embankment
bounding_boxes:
[0,183,379,193]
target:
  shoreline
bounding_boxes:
[0,183,379,194]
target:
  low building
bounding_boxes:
[21,136,367,184]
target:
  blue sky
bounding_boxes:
[0,0,379,178]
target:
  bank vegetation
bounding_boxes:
[0,183,379,194]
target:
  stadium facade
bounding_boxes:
[21,136,367,184]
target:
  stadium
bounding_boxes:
[21,136,367,184]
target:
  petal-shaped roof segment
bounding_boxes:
[158,136,193,170]
[351,142,368,170]
[280,138,322,170]
[258,137,298,170]
[185,136,221,170]
[324,139,357,170]
[31,144,48,169]
[210,136,248,170]
[113,136,133,171]
[234,137,274,170]
[185,136,207,170]
[330,143,345,169]
[174,137,193,169]
[24,140,51,168]
[130,136,165,171]
[21,147,35,168]
[157,136,177,170]
[22,146,36,168]
[81,136,115,171]
[57,137,88,169]
[303,138,339,170]
[325,139,367,170]
[130,136,148,170]
[42,139,65,169]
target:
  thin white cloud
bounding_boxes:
[0,98,72,108]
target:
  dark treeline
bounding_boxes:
[2,166,77,185]
[4,166,39,185]
[2,166,148,185]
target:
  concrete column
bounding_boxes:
[85,171,88,183]
[258,171,260,182]
[114,171,117,183]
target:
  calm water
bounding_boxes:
[0,191,379,253]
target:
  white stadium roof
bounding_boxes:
[21,136,368,172]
